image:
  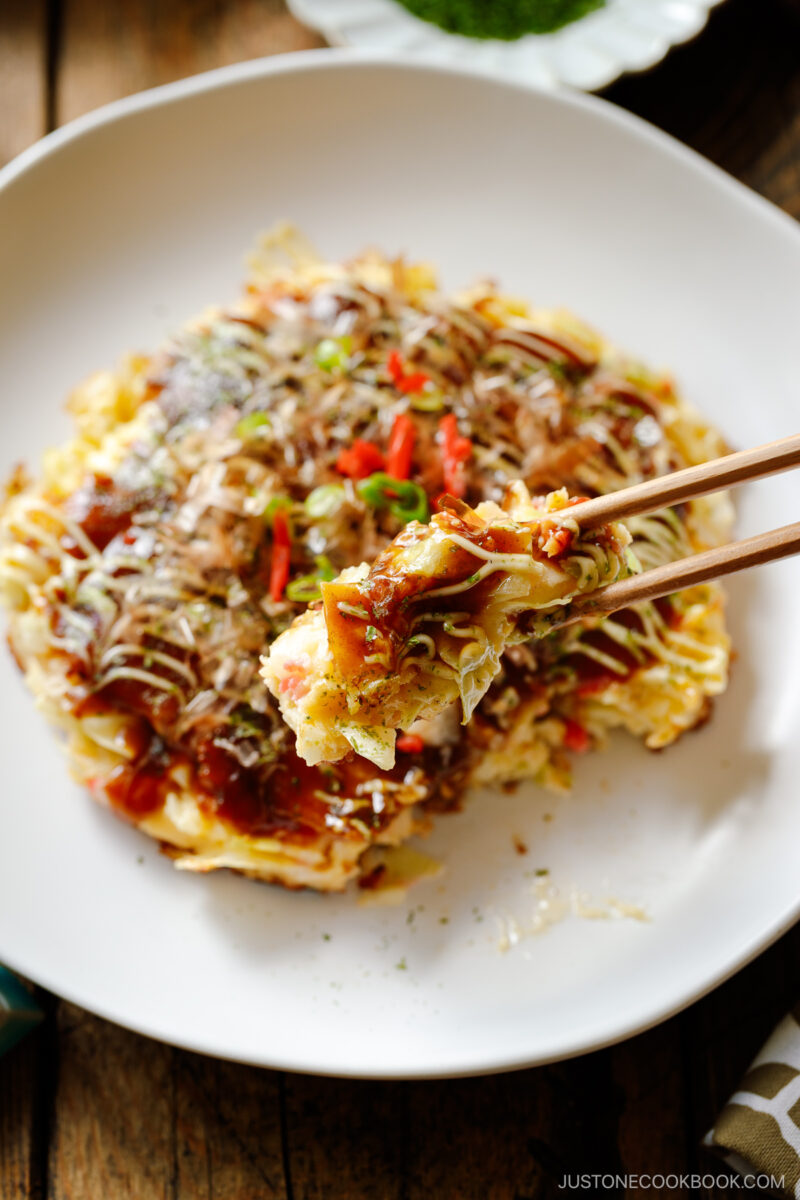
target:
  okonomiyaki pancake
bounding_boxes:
[0,226,732,892]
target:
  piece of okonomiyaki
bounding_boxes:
[262,485,637,769]
[0,225,732,892]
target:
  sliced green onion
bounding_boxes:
[313,555,336,580]
[305,483,346,520]
[264,495,294,527]
[286,576,322,603]
[314,336,352,372]
[356,473,429,525]
[286,556,336,604]
[409,388,445,413]
[236,411,271,439]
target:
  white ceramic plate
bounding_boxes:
[1,52,798,1079]
[288,0,726,91]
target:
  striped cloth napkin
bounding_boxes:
[705,1005,800,1197]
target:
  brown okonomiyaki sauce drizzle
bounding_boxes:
[78,683,429,840]
[44,272,695,852]
[330,513,542,673]
[64,477,157,552]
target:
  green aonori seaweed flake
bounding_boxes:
[394,0,605,39]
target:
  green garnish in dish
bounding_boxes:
[408,388,445,413]
[263,495,294,527]
[395,0,604,39]
[235,411,270,439]
[305,483,346,519]
[314,336,352,372]
[356,473,429,525]
[286,556,336,604]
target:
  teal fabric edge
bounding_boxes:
[0,965,43,1058]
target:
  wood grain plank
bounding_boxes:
[172,1053,287,1199]
[282,1076,406,1200]
[56,0,324,126]
[282,1067,619,1200]
[606,0,800,215]
[537,1054,627,1195]
[402,1074,546,1200]
[612,1020,690,1200]
[47,1003,175,1200]
[0,1028,45,1200]
[46,1001,290,1200]
[0,0,47,166]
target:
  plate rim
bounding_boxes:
[2,46,797,244]
[1,48,799,1078]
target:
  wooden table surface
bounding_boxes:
[1,1,799,1196]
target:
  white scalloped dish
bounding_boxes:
[288,0,726,90]
[0,52,799,1078]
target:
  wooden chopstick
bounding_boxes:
[551,520,800,632]
[572,432,800,529]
